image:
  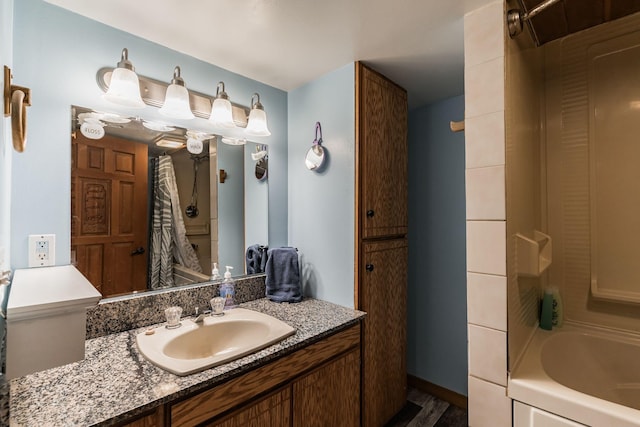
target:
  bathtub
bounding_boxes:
[509,323,640,427]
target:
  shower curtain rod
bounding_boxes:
[507,0,562,39]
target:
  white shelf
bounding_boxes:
[516,231,552,277]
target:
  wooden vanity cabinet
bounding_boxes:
[136,324,362,427]
[355,62,408,427]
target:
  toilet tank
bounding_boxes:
[6,265,102,379]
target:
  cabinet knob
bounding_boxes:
[366,210,375,218]
[365,264,374,272]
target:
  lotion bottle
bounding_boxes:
[219,266,236,309]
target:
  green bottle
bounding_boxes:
[540,289,553,330]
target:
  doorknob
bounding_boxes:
[365,264,374,272]
[366,210,375,218]
[131,247,145,256]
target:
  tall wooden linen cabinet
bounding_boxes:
[355,62,408,427]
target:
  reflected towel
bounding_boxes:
[265,247,302,303]
[246,244,268,274]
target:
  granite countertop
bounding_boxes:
[10,298,365,426]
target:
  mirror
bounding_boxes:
[70,106,269,298]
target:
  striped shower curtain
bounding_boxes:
[149,155,202,289]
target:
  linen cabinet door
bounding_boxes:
[361,238,408,427]
[358,63,408,239]
[292,348,361,427]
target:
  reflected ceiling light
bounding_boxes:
[103,48,145,109]
[142,121,176,132]
[155,138,185,149]
[221,137,246,146]
[245,93,271,137]
[209,82,235,128]
[159,66,195,120]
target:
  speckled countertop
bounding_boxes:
[10,298,365,427]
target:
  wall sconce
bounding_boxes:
[102,48,145,109]
[209,82,235,128]
[245,93,271,137]
[159,66,194,120]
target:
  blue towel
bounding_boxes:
[265,247,302,303]
[246,244,268,274]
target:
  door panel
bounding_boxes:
[72,133,148,297]
[359,66,408,239]
[361,238,408,427]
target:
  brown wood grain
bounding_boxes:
[206,386,291,427]
[355,62,408,427]
[357,63,408,240]
[119,406,165,427]
[72,133,148,296]
[169,324,360,427]
[292,348,360,427]
[361,238,408,427]
[407,374,468,410]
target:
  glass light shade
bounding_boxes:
[159,84,194,120]
[245,108,271,136]
[103,67,145,109]
[209,98,235,128]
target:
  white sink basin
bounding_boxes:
[136,308,295,376]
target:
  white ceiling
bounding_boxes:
[45,0,496,109]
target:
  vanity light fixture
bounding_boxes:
[159,66,194,120]
[209,82,235,128]
[245,93,271,137]
[102,48,145,109]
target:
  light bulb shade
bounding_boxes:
[103,67,145,109]
[159,83,194,120]
[246,107,271,136]
[209,98,235,128]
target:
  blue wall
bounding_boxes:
[287,63,355,308]
[10,0,288,270]
[1,0,13,267]
[407,95,468,395]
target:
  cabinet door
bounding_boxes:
[119,407,164,427]
[357,63,408,239]
[205,386,291,427]
[361,238,408,427]
[292,348,360,427]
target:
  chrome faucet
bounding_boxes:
[193,306,211,323]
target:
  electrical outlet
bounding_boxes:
[28,234,55,267]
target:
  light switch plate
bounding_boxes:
[28,234,55,267]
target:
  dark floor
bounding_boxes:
[384,387,468,427]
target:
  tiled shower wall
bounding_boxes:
[463,2,511,426]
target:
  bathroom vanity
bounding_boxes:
[9,298,364,426]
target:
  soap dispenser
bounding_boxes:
[211,263,221,281]
[219,266,236,309]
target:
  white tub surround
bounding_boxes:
[6,265,101,379]
[509,323,640,427]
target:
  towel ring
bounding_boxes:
[11,89,28,152]
[3,66,32,153]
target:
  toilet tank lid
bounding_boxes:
[7,265,102,321]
